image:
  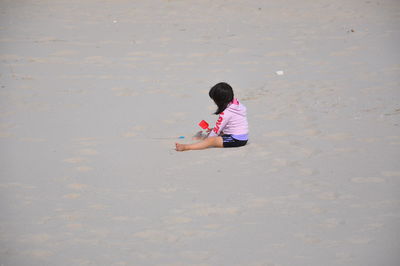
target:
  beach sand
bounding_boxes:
[0,0,399,265]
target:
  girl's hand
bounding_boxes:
[192,131,204,140]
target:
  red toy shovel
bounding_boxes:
[198,120,211,131]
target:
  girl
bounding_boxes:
[175,82,249,151]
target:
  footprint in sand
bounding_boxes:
[111,261,128,266]
[333,147,357,153]
[186,203,241,217]
[264,131,291,137]
[51,50,78,56]
[382,171,400,177]
[74,137,98,147]
[347,237,372,245]
[228,48,248,54]
[121,131,137,138]
[163,112,187,125]
[0,123,15,138]
[76,166,93,172]
[294,233,322,244]
[79,148,98,155]
[329,46,361,56]
[67,183,88,190]
[25,249,53,259]
[273,158,297,167]
[386,136,400,145]
[265,50,298,57]
[19,137,46,142]
[112,216,132,222]
[179,250,212,261]
[63,157,86,164]
[317,192,339,201]
[84,55,110,65]
[122,125,146,138]
[350,177,385,183]
[89,204,108,210]
[204,224,223,230]
[298,129,322,137]
[298,168,319,176]
[335,251,354,261]
[158,187,179,193]
[246,197,270,208]
[63,193,81,199]
[324,133,352,141]
[111,87,138,97]
[133,229,178,243]
[20,233,51,244]
[63,141,97,172]
[319,218,344,229]
[162,216,193,225]
[271,243,286,249]
[66,223,83,230]
[357,137,378,143]
[364,223,384,231]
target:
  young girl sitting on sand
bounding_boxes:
[175,82,249,151]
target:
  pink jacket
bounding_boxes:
[208,99,249,139]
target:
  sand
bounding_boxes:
[0,0,399,265]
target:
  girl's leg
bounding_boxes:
[175,136,223,151]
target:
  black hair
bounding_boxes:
[209,82,234,115]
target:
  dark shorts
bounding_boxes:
[222,134,248,148]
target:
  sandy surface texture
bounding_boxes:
[1,0,400,265]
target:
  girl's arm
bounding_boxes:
[208,112,230,137]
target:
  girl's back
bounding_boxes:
[209,99,248,137]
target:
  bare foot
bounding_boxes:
[175,143,187,151]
